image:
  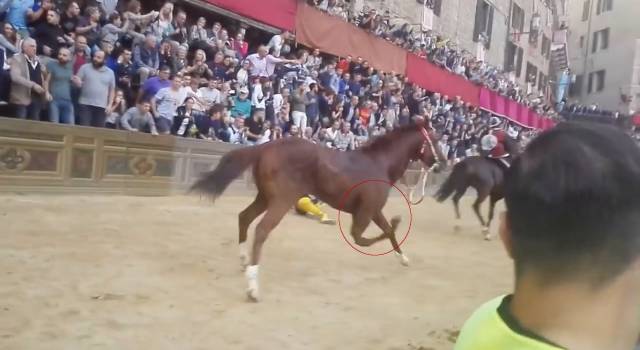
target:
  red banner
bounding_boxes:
[295,4,406,74]
[479,87,555,129]
[405,54,480,105]
[208,0,297,31]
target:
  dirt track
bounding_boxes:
[0,193,511,350]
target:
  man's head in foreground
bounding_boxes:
[456,122,640,350]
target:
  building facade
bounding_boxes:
[567,0,640,113]
[353,0,555,99]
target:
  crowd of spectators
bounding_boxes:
[0,0,544,166]
[308,0,558,120]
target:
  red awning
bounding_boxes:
[207,0,297,31]
[295,4,407,74]
[405,54,480,106]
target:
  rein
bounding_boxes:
[407,127,442,206]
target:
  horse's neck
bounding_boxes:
[374,133,421,182]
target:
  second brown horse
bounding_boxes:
[190,123,445,301]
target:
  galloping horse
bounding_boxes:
[190,123,445,301]
[434,137,521,240]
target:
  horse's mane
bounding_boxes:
[359,124,420,153]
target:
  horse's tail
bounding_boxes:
[435,161,467,202]
[189,146,262,201]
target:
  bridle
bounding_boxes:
[407,126,443,205]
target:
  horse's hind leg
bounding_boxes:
[349,210,381,247]
[238,193,267,271]
[246,199,292,302]
[472,189,489,237]
[484,193,501,241]
[452,187,466,231]
[372,212,408,266]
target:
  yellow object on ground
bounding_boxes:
[296,197,336,225]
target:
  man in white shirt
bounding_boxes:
[245,45,298,78]
[267,30,292,58]
[198,78,221,109]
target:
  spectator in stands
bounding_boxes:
[189,16,207,43]
[151,2,174,41]
[232,32,248,59]
[139,65,170,103]
[267,30,292,58]
[33,9,70,58]
[10,38,50,120]
[184,48,212,82]
[198,103,224,140]
[235,58,250,88]
[198,78,221,109]
[6,0,33,38]
[46,47,74,124]
[72,50,116,127]
[227,116,246,144]
[334,121,355,151]
[78,6,101,49]
[122,0,158,32]
[0,23,20,56]
[171,96,204,138]
[151,73,186,135]
[114,47,134,104]
[70,33,88,70]
[245,44,298,78]
[244,108,265,145]
[168,9,188,48]
[59,1,80,35]
[230,86,251,119]
[291,82,307,130]
[105,89,127,129]
[133,33,159,84]
[100,12,124,47]
[306,82,320,129]
[120,99,157,135]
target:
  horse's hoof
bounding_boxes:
[321,218,336,225]
[391,216,402,228]
[246,288,259,302]
[484,234,492,241]
[395,252,410,267]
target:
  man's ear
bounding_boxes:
[499,211,514,260]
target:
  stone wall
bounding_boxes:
[0,118,438,196]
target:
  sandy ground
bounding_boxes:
[0,192,511,350]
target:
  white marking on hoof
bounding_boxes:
[395,252,410,267]
[482,227,491,241]
[245,265,259,302]
[239,242,249,270]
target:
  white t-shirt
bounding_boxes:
[267,34,283,57]
[246,53,283,77]
[198,87,221,107]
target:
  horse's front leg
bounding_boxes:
[372,212,408,266]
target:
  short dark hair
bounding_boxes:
[505,122,640,287]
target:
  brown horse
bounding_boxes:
[434,137,521,240]
[435,157,505,240]
[190,123,446,301]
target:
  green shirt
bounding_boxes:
[455,295,565,350]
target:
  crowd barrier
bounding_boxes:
[0,118,249,195]
[0,118,437,196]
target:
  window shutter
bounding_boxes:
[473,0,484,42]
[486,6,494,49]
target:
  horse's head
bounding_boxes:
[415,123,447,173]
